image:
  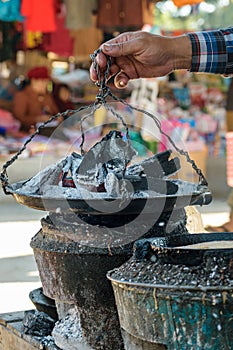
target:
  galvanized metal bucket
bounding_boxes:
[108,278,233,350]
[107,233,233,350]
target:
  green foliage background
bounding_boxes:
[154,0,233,31]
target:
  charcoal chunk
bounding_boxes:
[77,130,137,187]
[126,150,180,178]
[23,310,56,337]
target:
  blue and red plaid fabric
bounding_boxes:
[188,27,233,75]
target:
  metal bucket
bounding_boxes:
[107,233,233,350]
[108,279,233,350]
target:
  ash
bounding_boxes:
[52,308,92,350]
[11,130,204,200]
[110,256,233,288]
[40,335,59,348]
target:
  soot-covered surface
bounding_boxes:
[109,255,233,288]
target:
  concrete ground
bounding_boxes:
[0,189,230,315]
[0,194,44,314]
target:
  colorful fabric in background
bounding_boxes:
[70,15,103,58]
[0,109,20,134]
[97,0,142,32]
[25,31,43,49]
[21,0,56,32]
[0,0,24,22]
[97,0,154,33]
[43,4,74,57]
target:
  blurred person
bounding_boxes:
[13,66,59,132]
[52,83,75,114]
[0,79,17,112]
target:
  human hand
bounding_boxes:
[90,31,192,88]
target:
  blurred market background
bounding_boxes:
[0,0,232,314]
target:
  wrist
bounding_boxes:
[170,35,192,71]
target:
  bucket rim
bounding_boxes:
[107,272,233,292]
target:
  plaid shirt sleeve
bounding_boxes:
[187,27,233,75]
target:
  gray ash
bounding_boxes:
[110,255,233,288]
[12,131,185,199]
[40,335,59,348]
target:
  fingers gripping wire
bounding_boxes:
[90,48,112,104]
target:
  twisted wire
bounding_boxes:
[1,49,208,195]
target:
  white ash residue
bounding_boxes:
[11,158,65,195]
[173,180,199,195]
[52,308,92,350]
[104,172,120,197]
[133,190,163,198]
[40,335,59,348]
[41,185,98,199]
[9,131,208,203]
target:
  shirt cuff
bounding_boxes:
[220,28,233,75]
[187,30,228,75]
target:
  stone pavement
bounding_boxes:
[0,193,230,315]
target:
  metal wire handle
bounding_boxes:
[0,105,94,194]
[0,49,208,195]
